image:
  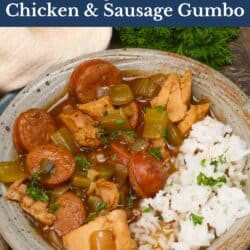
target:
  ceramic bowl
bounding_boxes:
[0,49,249,249]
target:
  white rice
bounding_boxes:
[130,116,250,250]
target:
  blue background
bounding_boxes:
[0,0,249,26]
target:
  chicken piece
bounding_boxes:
[150,138,170,162]
[21,196,55,225]
[6,178,26,201]
[180,70,192,106]
[151,75,173,108]
[59,105,101,147]
[77,96,115,120]
[7,179,55,226]
[122,101,139,129]
[95,179,119,210]
[63,210,137,250]
[177,102,210,135]
[167,73,187,122]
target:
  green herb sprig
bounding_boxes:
[115,27,239,69]
[75,156,91,170]
[148,147,163,160]
[26,173,49,202]
[197,172,227,187]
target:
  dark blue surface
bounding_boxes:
[0,0,249,26]
[0,90,19,115]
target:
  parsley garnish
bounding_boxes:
[103,111,108,116]
[96,202,107,212]
[127,194,137,209]
[75,156,91,170]
[190,213,204,226]
[116,119,125,126]
[167,182,173,187]
[200,159,206,167]
[49,195,61,213]
[197,172,227,187]
[109,131,119,140]
[148,147,162,160]
[162,192,167,196]
[124,130,137,138]
[210,153,227,172]
[50,203,61,213]
[142,207,152,213]
[218,154,227,164]
[97,127,109,145]
[143,107,148,114]
[111,154,117,161]
[26,173,49,202]
[210,159,219,172]
[156,106,165,113]
[158,214,164,221]
[240,181,246,188]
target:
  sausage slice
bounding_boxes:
[13,109,56,153]
[129,151,166,198]
[26,144,75,186]
[53,192,86,236]
[69,59,122,103]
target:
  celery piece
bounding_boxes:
[110,84,134,105]
[99,109,130,131]
[0,161,26,183]
[130,74,164,98]
[143,108,169,139]
[51,127,78,154]
[70,175,90,189]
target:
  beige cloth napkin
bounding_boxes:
[0,27,112,92]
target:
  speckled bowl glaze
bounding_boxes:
[0,49,249,250]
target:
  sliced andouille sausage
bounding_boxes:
[69,59,122,103]
[26,144,75,186]
[128,151,166,198]
[53,192,86,236]
[13,108,56,153]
